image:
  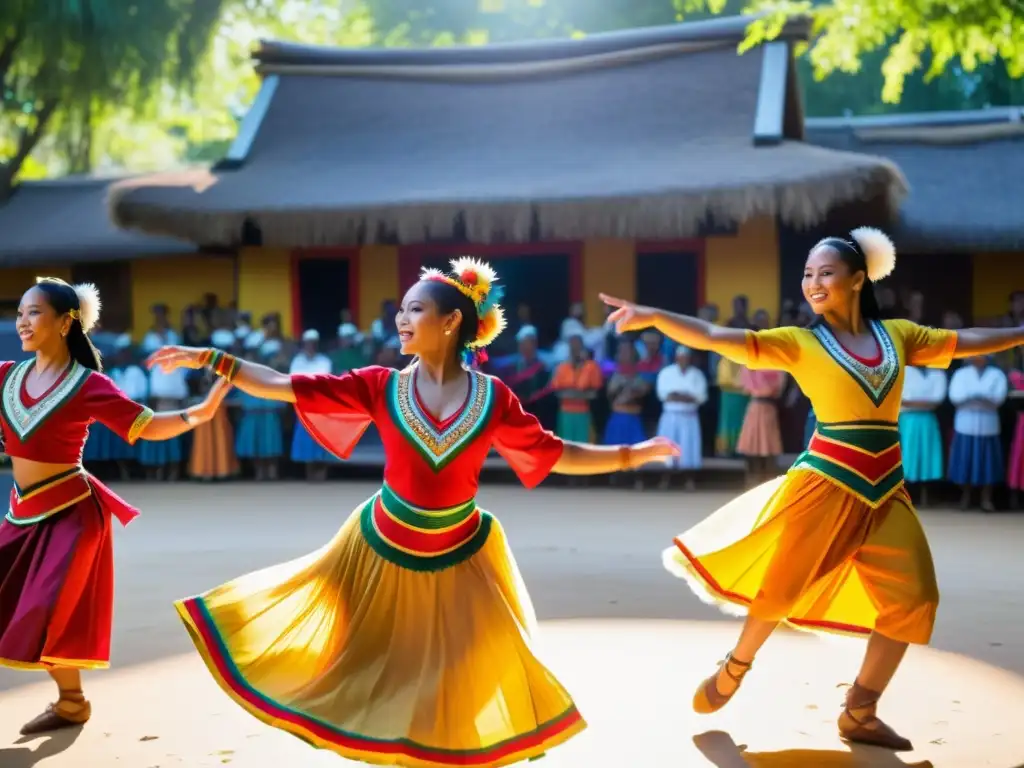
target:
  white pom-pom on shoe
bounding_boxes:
[72,283,102,333]
[850,227,897,282]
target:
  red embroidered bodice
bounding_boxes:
[292,365,564,508]
[0,360,153,464]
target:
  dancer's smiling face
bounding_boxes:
[17,286,70,354]
[396,280,464,361]
[802,245,865,317]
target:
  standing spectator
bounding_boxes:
[289,330,334,481]
[188,330,241,482]
[140,303,179,354]
[737,366,785,487]
[715,356,749,456]
[604,340,650,489]
[551,335,603,444]
[899,364,948,508]
[138,335,189,481]
[948,356,1009,511]
[83,333,147,481]
[234,341,286,481]
[655,345,707,490]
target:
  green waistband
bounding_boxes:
[379,484,476,531]
[814,421,900,452]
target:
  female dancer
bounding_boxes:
[0,278,230,735]
[601,228,1024,751]
[148,257,678,768]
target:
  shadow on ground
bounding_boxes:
[0,728,82,768]
[694,731,935,768]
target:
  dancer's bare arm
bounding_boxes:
[147,346,296,402]
[600,294,749,363]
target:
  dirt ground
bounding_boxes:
[0,481,1022,767]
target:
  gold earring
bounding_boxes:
[445,329,452,336]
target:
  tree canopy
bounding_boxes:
[2,0,1020,189]
[678,0,1024,103]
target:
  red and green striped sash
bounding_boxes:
[791,420,904,508]
[360,484,492,572]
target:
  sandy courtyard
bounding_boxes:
[0,480,1022,767]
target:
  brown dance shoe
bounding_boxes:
[693,653,753,714]
[20,693,91,736]
[837,682,913,752]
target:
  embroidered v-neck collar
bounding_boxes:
[810,319,899,408]
[386,367,494,471]
[2,360,90,441]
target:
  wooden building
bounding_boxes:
[805,107,1024,324]
[2,17,1019,341]
[106,15,903,341]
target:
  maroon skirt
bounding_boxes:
[0,470,131,670]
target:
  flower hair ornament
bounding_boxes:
[36,277,101,333]
[420,256,507,366]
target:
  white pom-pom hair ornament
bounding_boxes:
[72,283,101,333]
[850,226,897,282]
[35,277,102,333]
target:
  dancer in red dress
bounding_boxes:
[148,257,679,767]
[0,278,230,735]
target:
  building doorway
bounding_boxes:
[294,256,352,340]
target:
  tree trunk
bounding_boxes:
[0,99,58,200]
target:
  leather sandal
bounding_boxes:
[693,653,753,714]
[20,690,91,736]
[837,682,912,751]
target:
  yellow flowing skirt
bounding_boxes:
[175,499,584,767]
[663,470,939,644]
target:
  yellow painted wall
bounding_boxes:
[972,252,1024,321]
[582,239,635,326]
[237,247,293,337]
[358,245,399,329]
[704,216,780,320]
[0,266,73,300]
[130,255,237,339]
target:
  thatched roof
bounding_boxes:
[807,107,1024,254]
[0,177,194,266]
[110,15,906,248]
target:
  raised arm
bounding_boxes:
[600,294,749,363]
[147,346,295,402]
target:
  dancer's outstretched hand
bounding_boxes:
[188,378,233,425]
[600,294,658,334]
[146,345,207,373]
[627,437,680,469]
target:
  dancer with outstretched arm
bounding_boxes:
[601,228,1023,751]
[149,257,679,768]
[0,278,230,735]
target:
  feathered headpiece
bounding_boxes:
[420,256,507,366]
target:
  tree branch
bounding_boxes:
[0,24,25,88]
[0,99,58,197]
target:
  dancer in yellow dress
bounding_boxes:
[148,257,679,768]
[602,227,1024,751]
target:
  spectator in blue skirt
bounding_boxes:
[82,333,148,480]
[289,329,334,481]
[948,356,1008,511]
[233,340,286,480]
